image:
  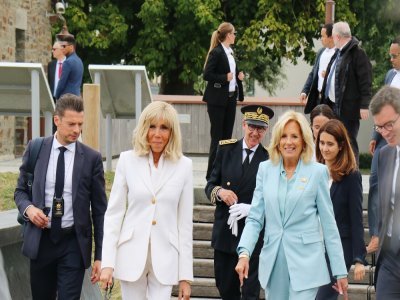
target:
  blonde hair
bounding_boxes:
[267,111,314,164]
[133,101,182,161]
[204,22,234,68]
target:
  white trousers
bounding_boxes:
[120,245,173,300]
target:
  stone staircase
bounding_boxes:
[172,188,377,300]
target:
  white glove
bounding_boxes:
[229,203,251,221]
[227,214,238,236]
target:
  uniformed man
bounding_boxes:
[205,104,274,300]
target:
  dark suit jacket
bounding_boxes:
[205,139,267,254]
[47,60,57,97]
[322,37,372,120]
[376,145,399,262]
[14,136,107,268]
[55,52,83,99]
[302,48,324,114]
[202,43,244,106]
[331,171,366,267]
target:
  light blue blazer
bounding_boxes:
[238,159,347,291]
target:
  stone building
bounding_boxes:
[0,0,52,160]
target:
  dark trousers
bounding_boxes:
[375,237,400,299]
[30,230,85,300]
[324,98,360,164]
[316,239,352,300]
[214,249,261,300]
[206,96,237,179]
[341,118,360,165]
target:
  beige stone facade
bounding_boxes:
[0,0,52,160]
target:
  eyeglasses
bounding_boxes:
[247,124,267,133]
[374,114,400,133]
[389,53,400,59]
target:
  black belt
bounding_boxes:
[44,226,75,235]
[228,91,236,97]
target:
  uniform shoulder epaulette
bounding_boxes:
[219,138,238,146]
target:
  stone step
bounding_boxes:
[193,258,374,285]
[171,278,374,299]
[194,240,213,259]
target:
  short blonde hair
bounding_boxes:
[133,101,182,161]
[267,110,314,164]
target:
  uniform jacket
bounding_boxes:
[238,160,347,291]
[14,136,107,268]
[302,48,324,114]
[101,151,194,284]
[55,52,83,99]
[205,139,268,254]
[322,37,372,120]
[203,43,244,106]
[331,171,366,267]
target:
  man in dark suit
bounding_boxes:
[205,105,274,300]
[47,41,66,100]
[322,21,372,162]
[369,86,400,299]
[14,94,107,300]
[300,23,335,114]
[367,36,400,253]
[55,35,83,99]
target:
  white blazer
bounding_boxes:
[101,150,194,284]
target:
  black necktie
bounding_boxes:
[390,150,400,253]
[242,149,253,175]
[50,146,66,243]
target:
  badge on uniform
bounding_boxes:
[52,196,64,218]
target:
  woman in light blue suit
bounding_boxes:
[235,111,349,300]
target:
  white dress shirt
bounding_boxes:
[53,58,66,97]
[390,70,400,89]
[318,47,335,91]
[45,136,75,228]
[221,43,237,92]
[242,139,259,163]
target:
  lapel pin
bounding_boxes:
[300,177,307,183]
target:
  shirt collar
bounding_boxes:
[221,43,233,55]
[242,139,259,152]
[52,134,76,153]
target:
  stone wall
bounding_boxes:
[0,0,52,160]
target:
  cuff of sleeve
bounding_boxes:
[336,275,347,279]
[23,205,33,220]
[353,257,367,265]
[210,186,221,205]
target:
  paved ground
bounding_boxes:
[0,155,369,191]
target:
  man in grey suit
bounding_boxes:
[369,86,400,299]
[14,94,107,300]
[367,36,400,253]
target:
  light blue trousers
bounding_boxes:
[266,243,318,300]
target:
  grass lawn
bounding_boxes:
[0,171,122,299]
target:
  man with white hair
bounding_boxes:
[322,21,372,162]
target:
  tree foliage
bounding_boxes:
[53,0,393,95]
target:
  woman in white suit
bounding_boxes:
[235,111,348,300]
[100,101,193,300]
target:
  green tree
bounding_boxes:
[350,0,400,92]
[53,0,357,95]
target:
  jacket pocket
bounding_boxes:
[301,231,322,244]
[117,228,134,247]
[169,232,179,252]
